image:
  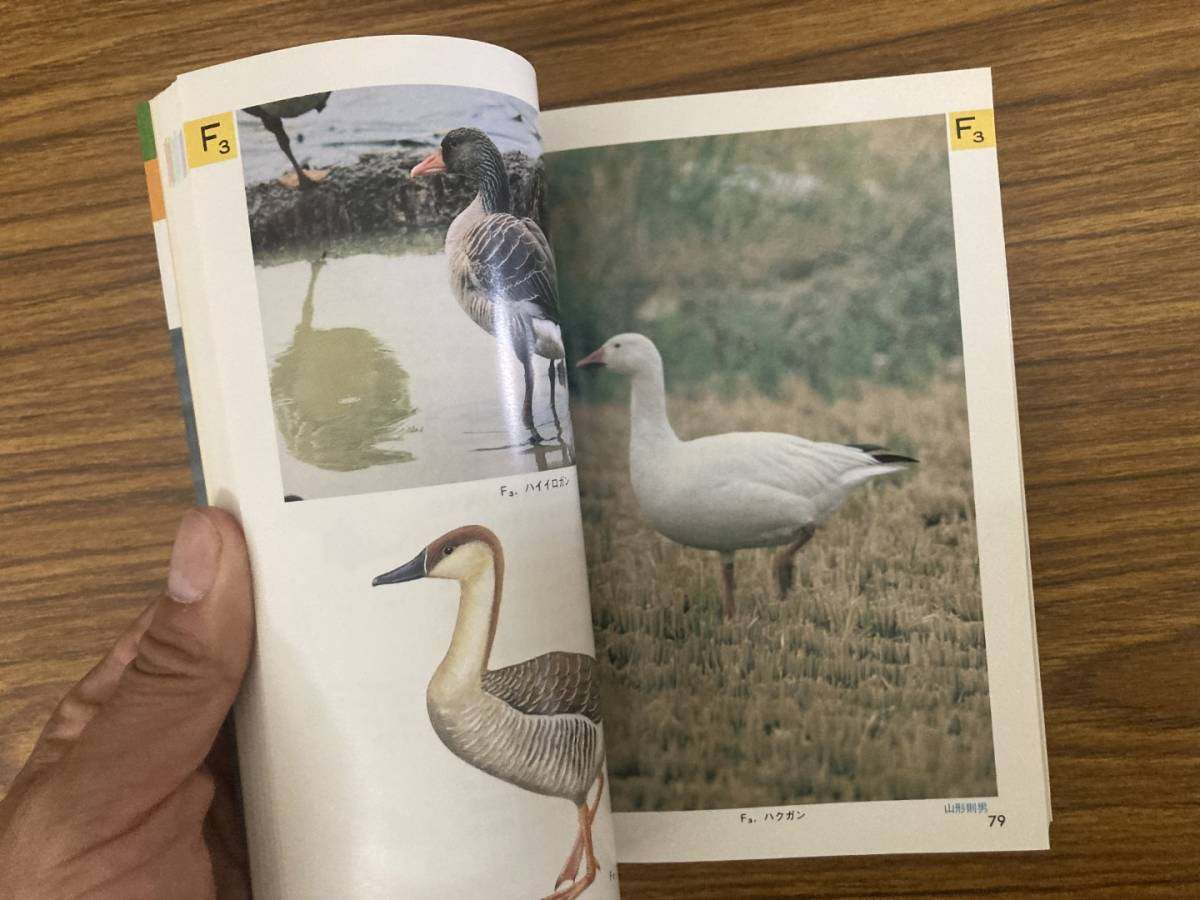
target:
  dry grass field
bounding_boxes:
[574,371,996,811]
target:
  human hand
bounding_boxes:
[0,508,255,899]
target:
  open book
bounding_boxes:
[139,35,1050,899]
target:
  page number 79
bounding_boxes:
[988,814,1006,828]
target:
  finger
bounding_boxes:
[9,604,158,792]
[51,507,254,834]
[64,771,218,899]
[0,767,218,898]
[205,723,251,900]
[85,831,217,900]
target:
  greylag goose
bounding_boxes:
[577,334,916,618]
[372,525,605,899]
[410,128,565,444]
[244,92,331,189]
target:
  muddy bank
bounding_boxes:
[246,150,546,255]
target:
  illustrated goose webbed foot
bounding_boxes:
[553,771,605,890]
[543,804,599,900]
[553,832,585,891]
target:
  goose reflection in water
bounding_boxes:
[271,257,417,472]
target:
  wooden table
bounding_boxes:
[2,1,1197,896]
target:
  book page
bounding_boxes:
[146,37,618,899]
[540,69,1049,862]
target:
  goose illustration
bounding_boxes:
[372,525,605,899]
[244,92,331,189]
[410,128,565,444]
[577,333,916,618]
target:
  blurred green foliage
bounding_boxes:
[545,116,961,400]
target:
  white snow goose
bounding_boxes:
[244,92,332,189]
[410,128,565,444]
[576,333,916,618]
[372,525,605,899]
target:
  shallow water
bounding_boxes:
[237,84,540,187]
[258,252,574,501]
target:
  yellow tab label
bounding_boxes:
[183,112,239,169]
[948,109,996,150]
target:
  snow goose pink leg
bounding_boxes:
[720,551,737,619]
[773,524,816,599]
[578,333,916,618]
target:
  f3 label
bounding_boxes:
[948,109,996,150]
[184,112,239,169]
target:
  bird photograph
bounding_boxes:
[238,84,575,499]
[372,525,606,900]
[549,116,997,812]
[576,332,916,619]
[411,127,568,446]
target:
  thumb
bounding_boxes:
[54,507,254,828]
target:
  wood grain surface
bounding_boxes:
[2,1,1197,896]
